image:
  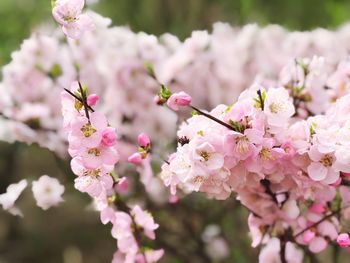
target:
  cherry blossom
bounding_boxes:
[0,179,28,217]
[31,175,65,210]
[52,0,95,39]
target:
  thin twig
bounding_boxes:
[257,90,264,111]
[63,88,95,112]
[294,208,342,239]
[260,179,278,205]
[78,81,91,121]
[190,105,234,131]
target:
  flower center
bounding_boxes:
[259,147,274,161]
[320,154,333,167]
[81,124,97,137]
[43,187,52,193]
[193,176,204,184]
[84,169,101,177]
[88,148,101,156]
[235,136,249,154]
[63,15,77,23]
[269,102,285,114]
[200,151,210,162]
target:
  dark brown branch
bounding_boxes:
[280,237,287,263]
[293,208,342,239]
[63,88,95,112]
[190,105,234,131]
[257,90,264,111]
[78,82,90,121]
[260,179,278,205]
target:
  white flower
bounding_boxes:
[0,179,28,217]
[264,87,295,128]
[32,175,64,210]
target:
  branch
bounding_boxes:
[260,179,278,205]
[78,82,91,121]
[280,237,287,263]
[63,88,95,112]
[257,90,264,111]
[190,105,235,131]
[293,208,342,239]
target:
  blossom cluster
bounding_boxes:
[3,13,350,157]
[3,3,350,261]
[61,81,163,262]
[160,56,350,261]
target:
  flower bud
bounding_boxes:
[167,91,192,111]
[101,127,117,147]
[337,233,350,247]
[115,177,129,194]
[128,152,142,165]
[138,133,150,147]
[87,94,99,106]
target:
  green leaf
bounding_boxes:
[229,120,244,133]
[158,84,172,99]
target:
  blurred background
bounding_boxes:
[1,0,350,262]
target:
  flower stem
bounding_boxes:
[257,90,264,111]
[63,88,95,113]
[189,105,235,131]
[293,208,342,239]
[78,82,91,122]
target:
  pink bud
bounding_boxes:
[303,230,316,243]
[138,133,150,147]
[309,203,326,214]
[115,177,129,194]
[168,195,179,204]
[128,152,142,165]
[101,127,117,147]
[167,91,192,111]
[87,94,99,106]
[337,233,350,248]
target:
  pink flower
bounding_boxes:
[337,233,350,247]
[307,145,339,184]
[303,230,316,243]
[111,212,138,254]
[101,127,117,147]
[308,237,328,253]
[137,133,150,147]
[115,177,129,194]
[52,0,95,39]
[224,129,262,160]
[31,175,65,210]
[264,87,295,129]
[69,111,108,149]
[100,207,116,225]
[74,173,113,198]
[0,179,27,217]
[192,140,225,174]
[80,145,119,169]
[131,205,159,240]
[167,91,192,111]
[87,94,99,106]
[128,152,142,165]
